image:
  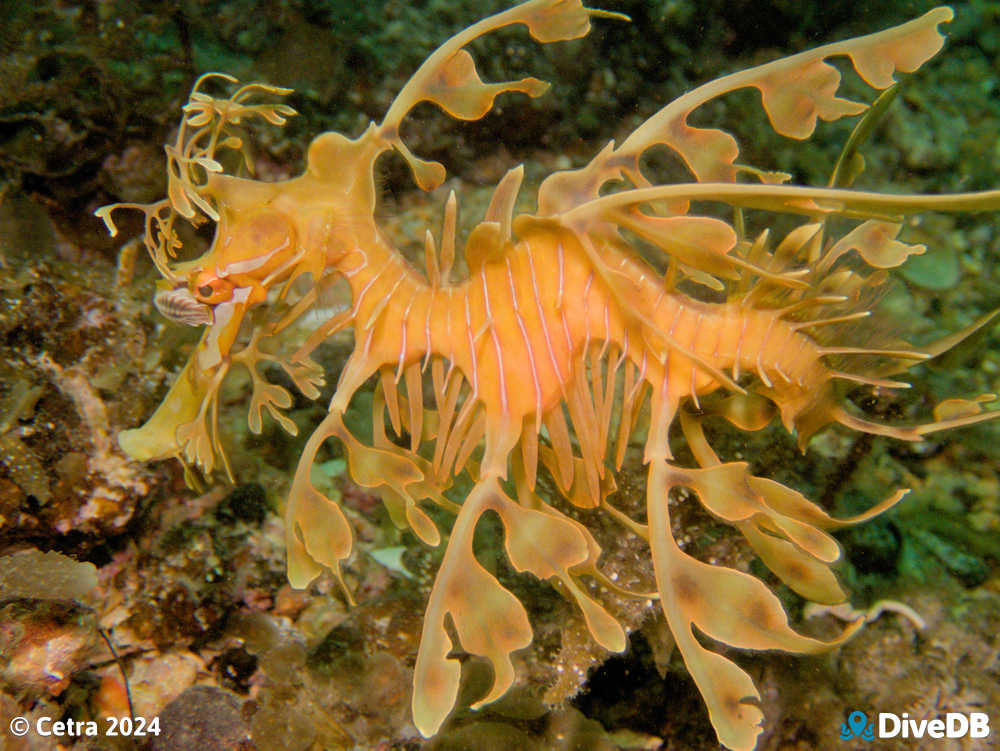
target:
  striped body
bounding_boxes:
[337,217,825,477]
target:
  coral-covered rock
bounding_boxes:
[0,600,102,697]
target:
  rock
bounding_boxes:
[146,686,254,751]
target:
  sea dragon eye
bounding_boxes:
[191,277,234,305]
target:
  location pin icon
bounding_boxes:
[848,711,867,737]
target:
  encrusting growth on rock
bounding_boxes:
[97,2,1000,748]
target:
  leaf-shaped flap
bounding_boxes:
[494,492,589,576]
[682,639,765,751]
[755,8,951,138]
[285,524,324,592]
[669,546,861,653]
[763,512,841,564]
[118,350,210,463]
[818,220,924,273]
[668,462,843,564]
[412,482,532,737]
[333,412,425,496]
[490,488,627,652]
[176,410,222,477]
[453,569,532,711]
[521,0,598,43]
[647,460,860,750]
[755,59,867,139]
[561,575,628,653]
[405,500,442,547]
[248,380,294,435]
[626,119,741,184]
[377,0,610,193]
[653,519,861,751]
[281,357,325,400]
[391,136,448,192]
[285,480,353,589]
[847,7,952,88]
[380,488,410,531]
[426,50,549,121]
[668,463,759,522]
[381,488,442,547]
[933,394,996,422]
[540,7,954,220]
[412,604,461,737]
[621,214,739,278]
[741,522,847,604]
[710,393,777,431]
[413,549,531,732]
[773,221,823,267]
[647,461,759,751]
[537,141,624,216]
[750,476,909,530]
[166,162,197,220]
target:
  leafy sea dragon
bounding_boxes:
[98,2,1000,748]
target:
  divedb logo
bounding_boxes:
[840,710,991,742]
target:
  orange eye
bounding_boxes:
[192,278,234,304]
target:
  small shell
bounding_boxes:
[154,287,213,326]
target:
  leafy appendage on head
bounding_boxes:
[97,75,296,282]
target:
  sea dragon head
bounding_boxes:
[95,75,307,473]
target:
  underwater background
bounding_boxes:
[1,1,999,749]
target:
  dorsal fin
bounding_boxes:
[483,165,524,244]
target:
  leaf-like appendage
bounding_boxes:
[668,464,841,564]
[756,63,866,139]
[412,481,532,736]
[285,479,353,589]
[521,0,595,43]
[847,7,952,88]
[427,50,549,121]
[390,135,448,192]
[381,488,441,547]
[660,456,860,602]
[818,220,925,273]
[248,380,294,435]
[336,405,452,544]
[621,214,740,279]
[492,488,626,652]
[411,475,626,736]
[282,357,325,400]
[377,0,610,193]
[647,461,862,751]
[933,395,996,422]
[740,522,847,604]
[751,477,909,531]
[249,102,297,126]
[176,415,217,476]
[540,6,955,225]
